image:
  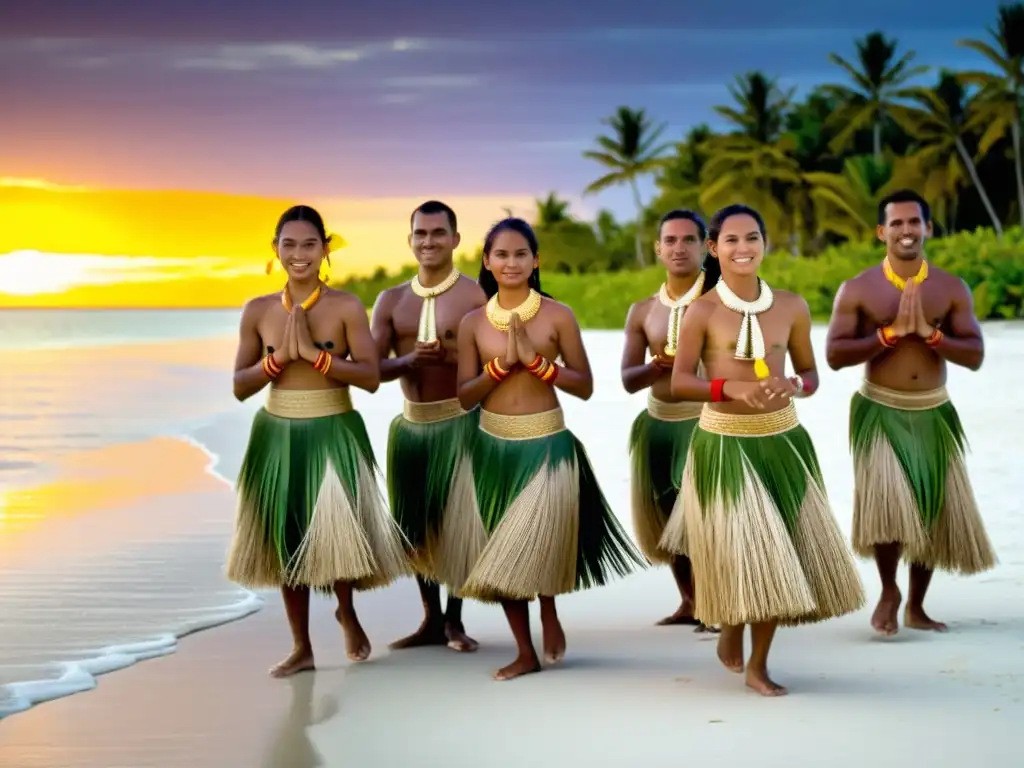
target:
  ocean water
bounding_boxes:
[0,309,261,718]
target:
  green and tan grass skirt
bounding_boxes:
[386,398,480,589]
[628,394,702,564]
[850,381,997,574]
[226,387,411,592]
[458,408,646,603]
[660,403,865,627]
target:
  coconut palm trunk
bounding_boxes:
[628,178,648,266]
[954,136,1004,236]
[1013,117,1024,227]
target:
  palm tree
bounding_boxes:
[806,155,894,242]
[822,31,929,159]
[698,73,803,247]
[583,107,673,266]
[889,71,1004,236]
[534,192,571,227]
[957,3,1024,226]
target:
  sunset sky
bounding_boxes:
[0,0,1005,307]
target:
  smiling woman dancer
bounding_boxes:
[661,204,864,696]
[227,205,410,677]
[456,217,645,681]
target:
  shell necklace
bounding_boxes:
[658,272,705,356]
[410,268,461,342]
[715,278,774,380]
[281,283,323,312]
[882,257,928,291]
[486,289,542,332]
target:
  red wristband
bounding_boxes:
[925,328,943,347]
[710,378,729,403]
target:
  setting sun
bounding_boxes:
[0,178,536,308]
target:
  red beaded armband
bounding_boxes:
[313,349,332,375]
[262,353,283,379]
[877,325,898,348]
[925,328,943,347]
[484,358,511,382]
[710,378,729,403]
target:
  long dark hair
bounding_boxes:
[477,217,553,299]
[659,208,720,295]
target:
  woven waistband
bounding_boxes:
[698,401,799,437]
[266,387,353,419]
[480,408,566,440]
[403,398,466,424]
[858,380,949,410]
[647,393,703,422]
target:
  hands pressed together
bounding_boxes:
[889,279,934,340]
[500,313,538,369]
[271,307,321,368]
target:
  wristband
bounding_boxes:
[313,349,332,375]
[485,358,511,382]
[526,354,559,384]
[924,328,943,347]
[877,325,898,348]
[262,353,283,379]
[710,378,729,403]
[791,374,813,397]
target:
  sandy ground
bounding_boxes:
[1,327,1022,767]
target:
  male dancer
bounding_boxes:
[621,209,719,630]
[371,200,487,652]
[825,189,996,636]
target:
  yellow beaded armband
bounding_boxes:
[484,358,510,382]
[313,349,332,375]
[526,354,559,384]
[262,353,283,379]
[877,325,898,348]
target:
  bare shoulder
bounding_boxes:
[927,264,972,293]
[773,289,811,315]
[324,288,367,316]
[541,296,578,324]
[456,273,487,297]
[688,293,720,319]
[460,304,486,329]
[374,281,409,309]
[627,294,656,318]
[241,292,278,319]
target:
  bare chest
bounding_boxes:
[258,305,346,355]
[393,291,466,345]
[860,282,951,329]
[642,303,673,351]
[705,306,790,356]
[476,319,559,361]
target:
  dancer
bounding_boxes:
[662,204,864,696]
[621,209,720,630]
[227,205,410,677]
[370,200,487,653]
[456,217,645,681]
[825,189,996,636]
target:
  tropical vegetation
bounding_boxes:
[337,5,1024,325]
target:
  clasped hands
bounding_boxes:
[888,279,934,339]
[725,375,802,409]
[274,307,320,366]
[500,312,538,369]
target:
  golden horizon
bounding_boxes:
[0,177,545,308]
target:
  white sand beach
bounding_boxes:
[1,325,1021,767]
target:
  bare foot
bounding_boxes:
[871,586,902,637]
[541,614,567,665]
[694,623,721,634]
[904,606,948,632]
[445,621,480,653]
[388,618,447,650]
[335,608,371,661]
[270,648,315,678]
[716,626,744,673]
[493,653,541,681]
[656,600,701,626]
[745,667,788,697]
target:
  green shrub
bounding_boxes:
[336,227,1024,328]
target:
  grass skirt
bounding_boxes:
[458,408,646,603]
[386,399,480,588]
[628,394,702,564]
[226,388,411,592]
[849,381,997,574]
[660,403,865,626]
